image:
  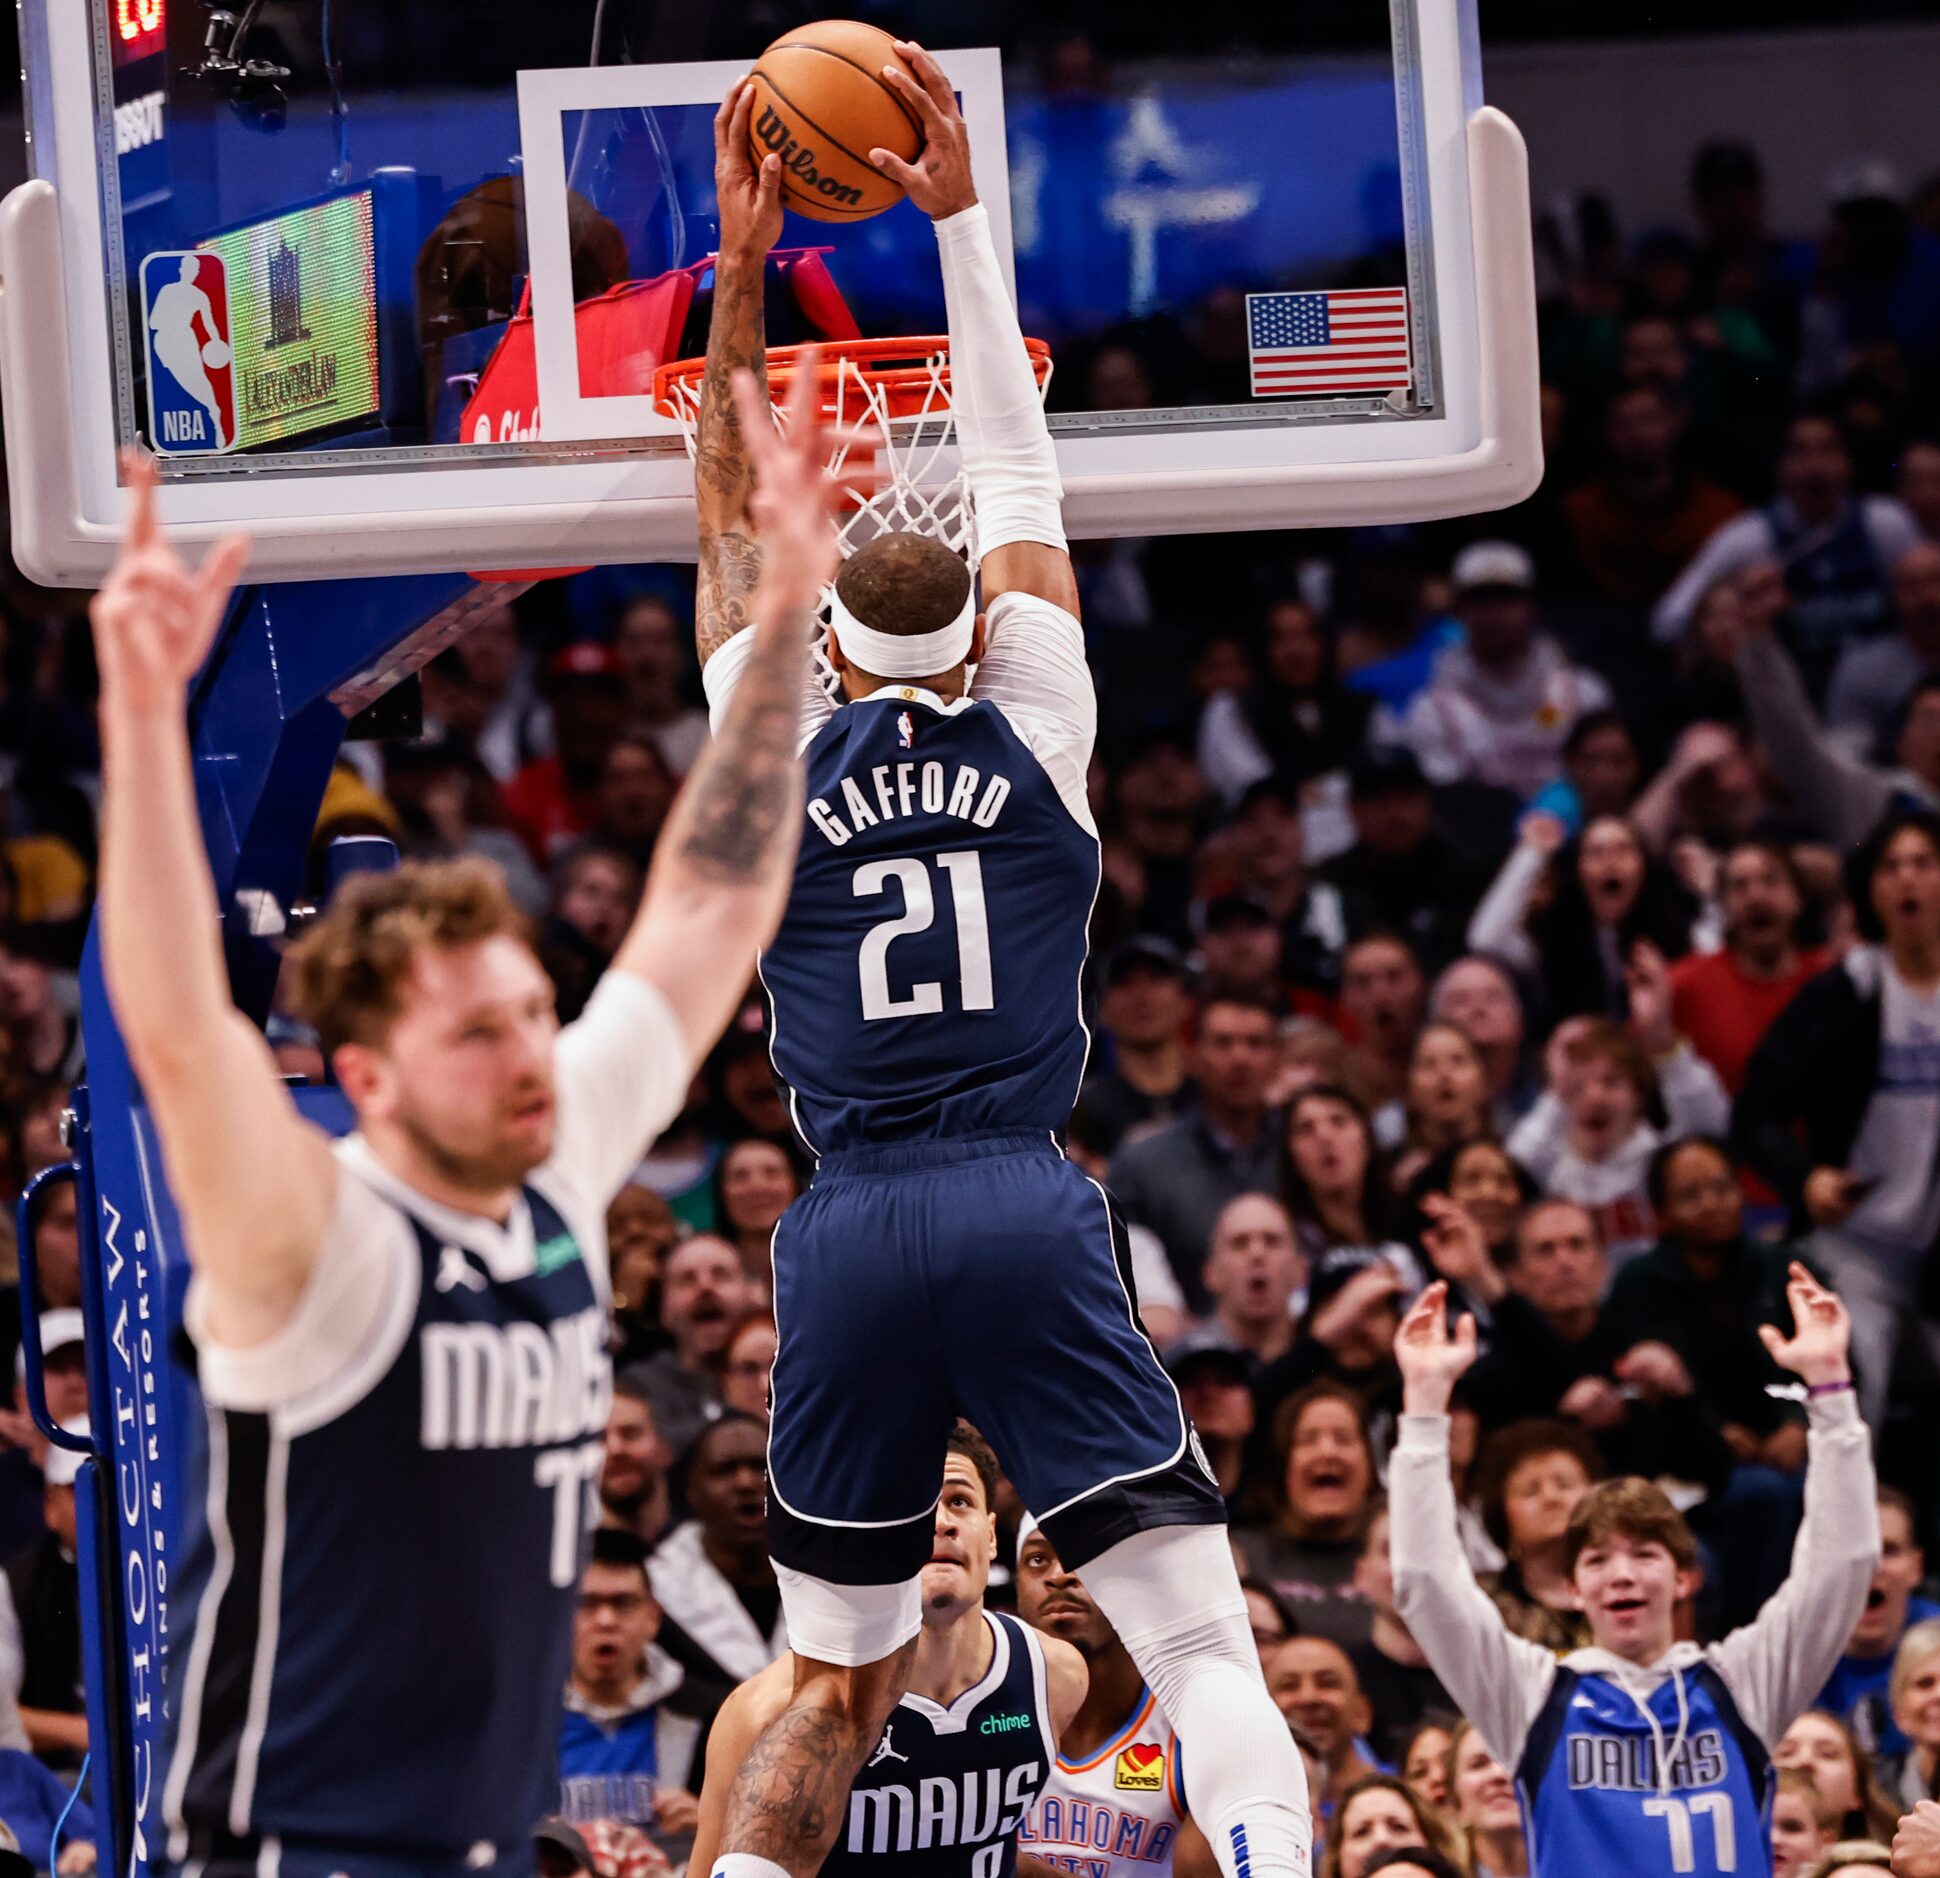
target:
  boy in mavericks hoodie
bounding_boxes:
[1389,1241,1876,1878]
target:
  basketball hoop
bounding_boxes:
[653,335,1052,556]
[655,335,1052,694]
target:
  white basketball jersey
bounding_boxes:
[1017,1688,1186,1878]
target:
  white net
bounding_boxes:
[659,343,988,700]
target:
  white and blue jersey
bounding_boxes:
[703,596,1223,1587]
[153,974,691,1873]
[825,1612,1054,1878]
[1020,1685,1187,1878]
[1390,1396,1880,1878]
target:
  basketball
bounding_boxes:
[746,20,923,223]
[202,338,231,369]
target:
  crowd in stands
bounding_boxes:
[3,120,1940,1878]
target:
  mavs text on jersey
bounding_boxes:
[822,1612,1055,1878]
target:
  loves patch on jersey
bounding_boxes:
[1113,1745,1165,1793]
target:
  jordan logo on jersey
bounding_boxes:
[870,1726,911,1769]
[435,1245,486,1293]
[1113,1746,1164,1793]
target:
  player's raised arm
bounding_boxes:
[93,454,338,1346]
[874,42,1080,619]
[612,363,839,1062]
[694,77,782,668]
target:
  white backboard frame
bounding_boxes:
[0,0,1541,585]
[516,52,1014,444]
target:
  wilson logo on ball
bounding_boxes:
[753,106,866,209]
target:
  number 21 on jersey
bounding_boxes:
[854,851,992,1021]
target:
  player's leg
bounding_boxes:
[1078,1525,1314,1878]
[710,1639,918,1878]
[942,1148,1314,1878]
[713,1174,950,1878]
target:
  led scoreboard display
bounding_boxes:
[197,191,382,449]
[112,0,166,63]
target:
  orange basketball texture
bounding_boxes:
[747,21,923,223]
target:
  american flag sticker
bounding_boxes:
[1246,287,1412,399]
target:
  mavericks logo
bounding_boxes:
[1115,1743,1165,1792]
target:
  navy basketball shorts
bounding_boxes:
[766,1134,1224,1598]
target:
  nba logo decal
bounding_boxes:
[897,710,915,749]
[140,250,237,454]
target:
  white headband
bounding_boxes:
[828,587,976,679]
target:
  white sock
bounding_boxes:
[1079,1525,1314,1878]
[711,1859,793,1878]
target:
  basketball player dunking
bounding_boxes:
[91,386,842,1878]
[689,1429,1087,1878]
[696,58,1313,1878]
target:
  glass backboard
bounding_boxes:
[2,0,1539,582]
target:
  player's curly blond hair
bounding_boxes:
[284,855,533,1058]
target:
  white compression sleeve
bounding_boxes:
[1081,1524,1314,1877]
[934,202,1067,555]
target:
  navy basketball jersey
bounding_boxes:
[761,689,1099,1151]
[825,1612,1055,1878]
[159,1184,611,1859]
[1515,1662,1772,1877]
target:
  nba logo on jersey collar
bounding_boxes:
[139,250,238,454]
[897,710,916,749]
[1114,1743,1165,1792]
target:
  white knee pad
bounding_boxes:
[1076,1523,1255,1689]
[775,1562,922,1667]
[1081,1525,1313,1878]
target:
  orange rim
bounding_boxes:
[652,336,1052,423]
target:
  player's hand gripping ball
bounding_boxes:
[746,20,922,221]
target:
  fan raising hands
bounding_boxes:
[1394,1281,1479,1416]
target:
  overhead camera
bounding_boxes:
[192,3,291,130]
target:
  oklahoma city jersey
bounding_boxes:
[1019,1688,1187,1878]
[706,591,1099,1152]
[156,973,689,1864]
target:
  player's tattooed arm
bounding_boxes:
[695,78,782,665]
[615,362,844,1062]
[675,591,812,879]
